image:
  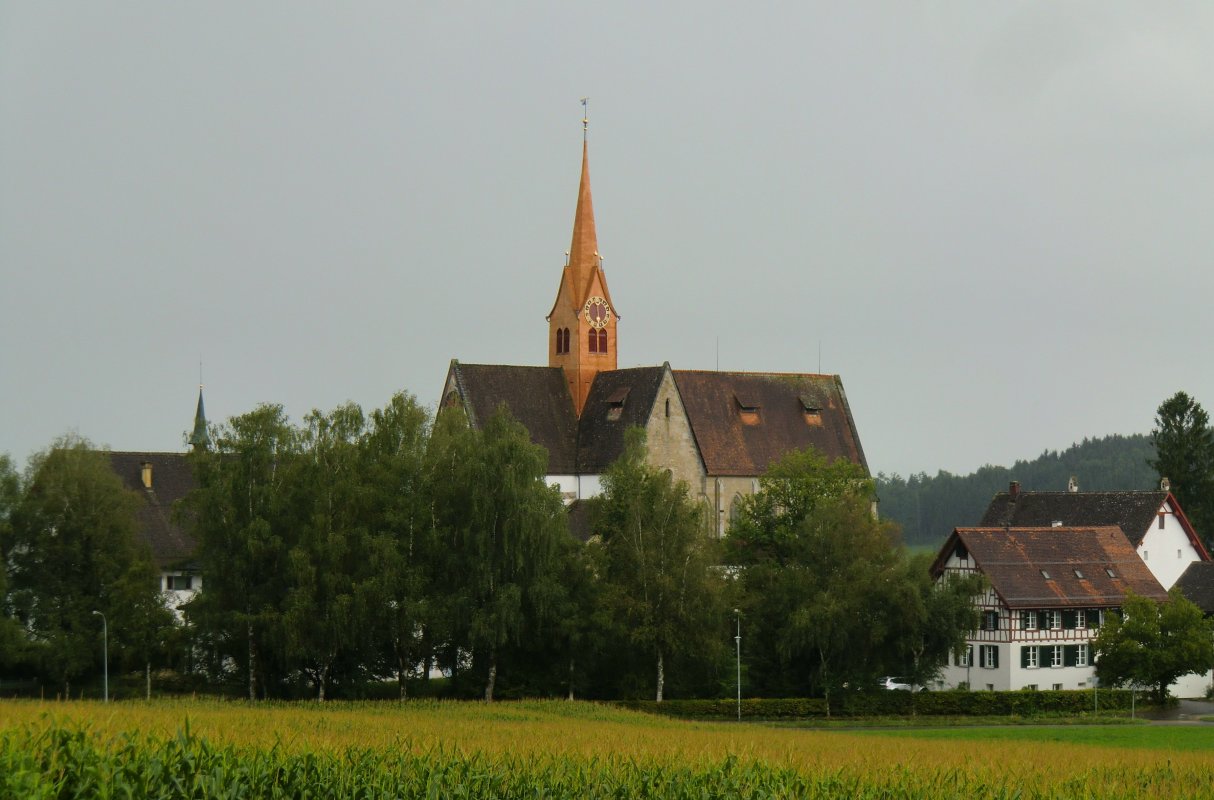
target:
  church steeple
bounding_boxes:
[547,119,619,416]
[189,385,210,452]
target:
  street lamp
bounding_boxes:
[733,608,741,721]
[92,611,108,703]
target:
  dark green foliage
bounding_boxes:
[879,434,1158,547]
[619,689,1141,719]
[6,437,167,695]
[1149,391,1214,546]
[0,454,29,672]
[1093,589,1214,704]
[727,448,974,712]
[591,428,728,701]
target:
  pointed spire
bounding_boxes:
[568,138,600,303]
[189,385,210,451]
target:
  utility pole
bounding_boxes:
[734,609,742,721]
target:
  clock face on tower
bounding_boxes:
[583,296,612,329]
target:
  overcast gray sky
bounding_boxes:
[3,3,1213,479]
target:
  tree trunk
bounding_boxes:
[656,649,665,703]
[567,657,575,701]
[247,621,256,702]
[145,661,151,701]
[318,665,328,702]
[484,648,497,703]
[398,653,408,701]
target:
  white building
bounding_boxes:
[931,525,1167,692]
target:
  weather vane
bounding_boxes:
[581,97,589,140]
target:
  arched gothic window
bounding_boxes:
[597,328,607,354]
[555,329,564,354]
[589,330,599,353]
[562,328,570,353]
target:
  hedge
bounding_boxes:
[617,689,1140,719]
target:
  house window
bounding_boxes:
[1052,683,1063,691]
[958,644,973,667]
[1022,646,1039,669]
[1075,610,1086,630]
[1144,550,1149,561]
[1050,645,1063,668]
[1074,569,1084,579]
[981,645,999,669]
[982,610,999,631]
[1046,610,1061,630]
[1159,513,1166,530]
[1076,644,1089,667]
[665,398,670,418]
[166,574,192,591]
[1024,684,1038,691]
[1022,610,1037,630]
[1040,569,1052,579]
[1105,568,1116,578]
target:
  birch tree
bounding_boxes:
[595,428,723,702]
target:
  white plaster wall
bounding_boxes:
[547,474,578,503]
[1170,670,1213,699]
[578,474,603,499]
[1138,501,1204,589]
[160,571,202,621]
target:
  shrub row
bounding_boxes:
[618,689,1140,719]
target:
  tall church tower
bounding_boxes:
[547,131,619,415]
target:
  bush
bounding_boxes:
[617,689,1140,719]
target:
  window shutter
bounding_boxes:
[1062,610,1076,629]
[1089,609,1101,629]
[991,645,999,669]
[1064,645,1077,667]
[1021,646,1030,668]
[1037,611,1048,629]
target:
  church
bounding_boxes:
[442,132,868,536]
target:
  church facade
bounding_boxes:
[442,136,868,536]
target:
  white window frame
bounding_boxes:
[982,645,997,669]
[1075,610,1086,630]
[1047,610,1061,630]
[1023,610,1037,631]
[1050,644,1063,668]
[1076,644,1088,667]
[1025,646,1039,669]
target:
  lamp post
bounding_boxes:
[734,608,741,721]
[92,610,108,703]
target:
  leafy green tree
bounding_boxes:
[0,454,29,672]
[185,405,297,700]
[892,552,984,692]
[361,392,433,699]
[429,407,570,701]
[594,428,725,702]
[1093,589,1214,703]
[8,437,160,696]
[730,447,968,714]
[280,402,383,700]
[1150,391,1214,544]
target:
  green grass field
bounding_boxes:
[2,699,1213,798]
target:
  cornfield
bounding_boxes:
[1,699,1211,798]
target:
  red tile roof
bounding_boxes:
[933,526,1166,608]
[672,371,867,476]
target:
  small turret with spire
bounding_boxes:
[189,385,210,452]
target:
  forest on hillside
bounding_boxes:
[877,434,1157,547]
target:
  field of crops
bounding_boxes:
[2,699,1213,798]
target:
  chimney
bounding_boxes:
[1161,477,1171,492]
[1067,476,1078,493]
[140,462,153,490]
[1009,481,1020,499]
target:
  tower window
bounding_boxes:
[555,329,564,354]
[563,328,570,353]
[589,330,598,353]
[597,329,607,354]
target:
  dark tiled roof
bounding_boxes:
[935,526,1166,608]
[672,371,867,477]
[979,491,1168,547]
[576,366,664,472]
[107,451,198,569]
[1174,562,1214,616]
[448,363,579,473]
